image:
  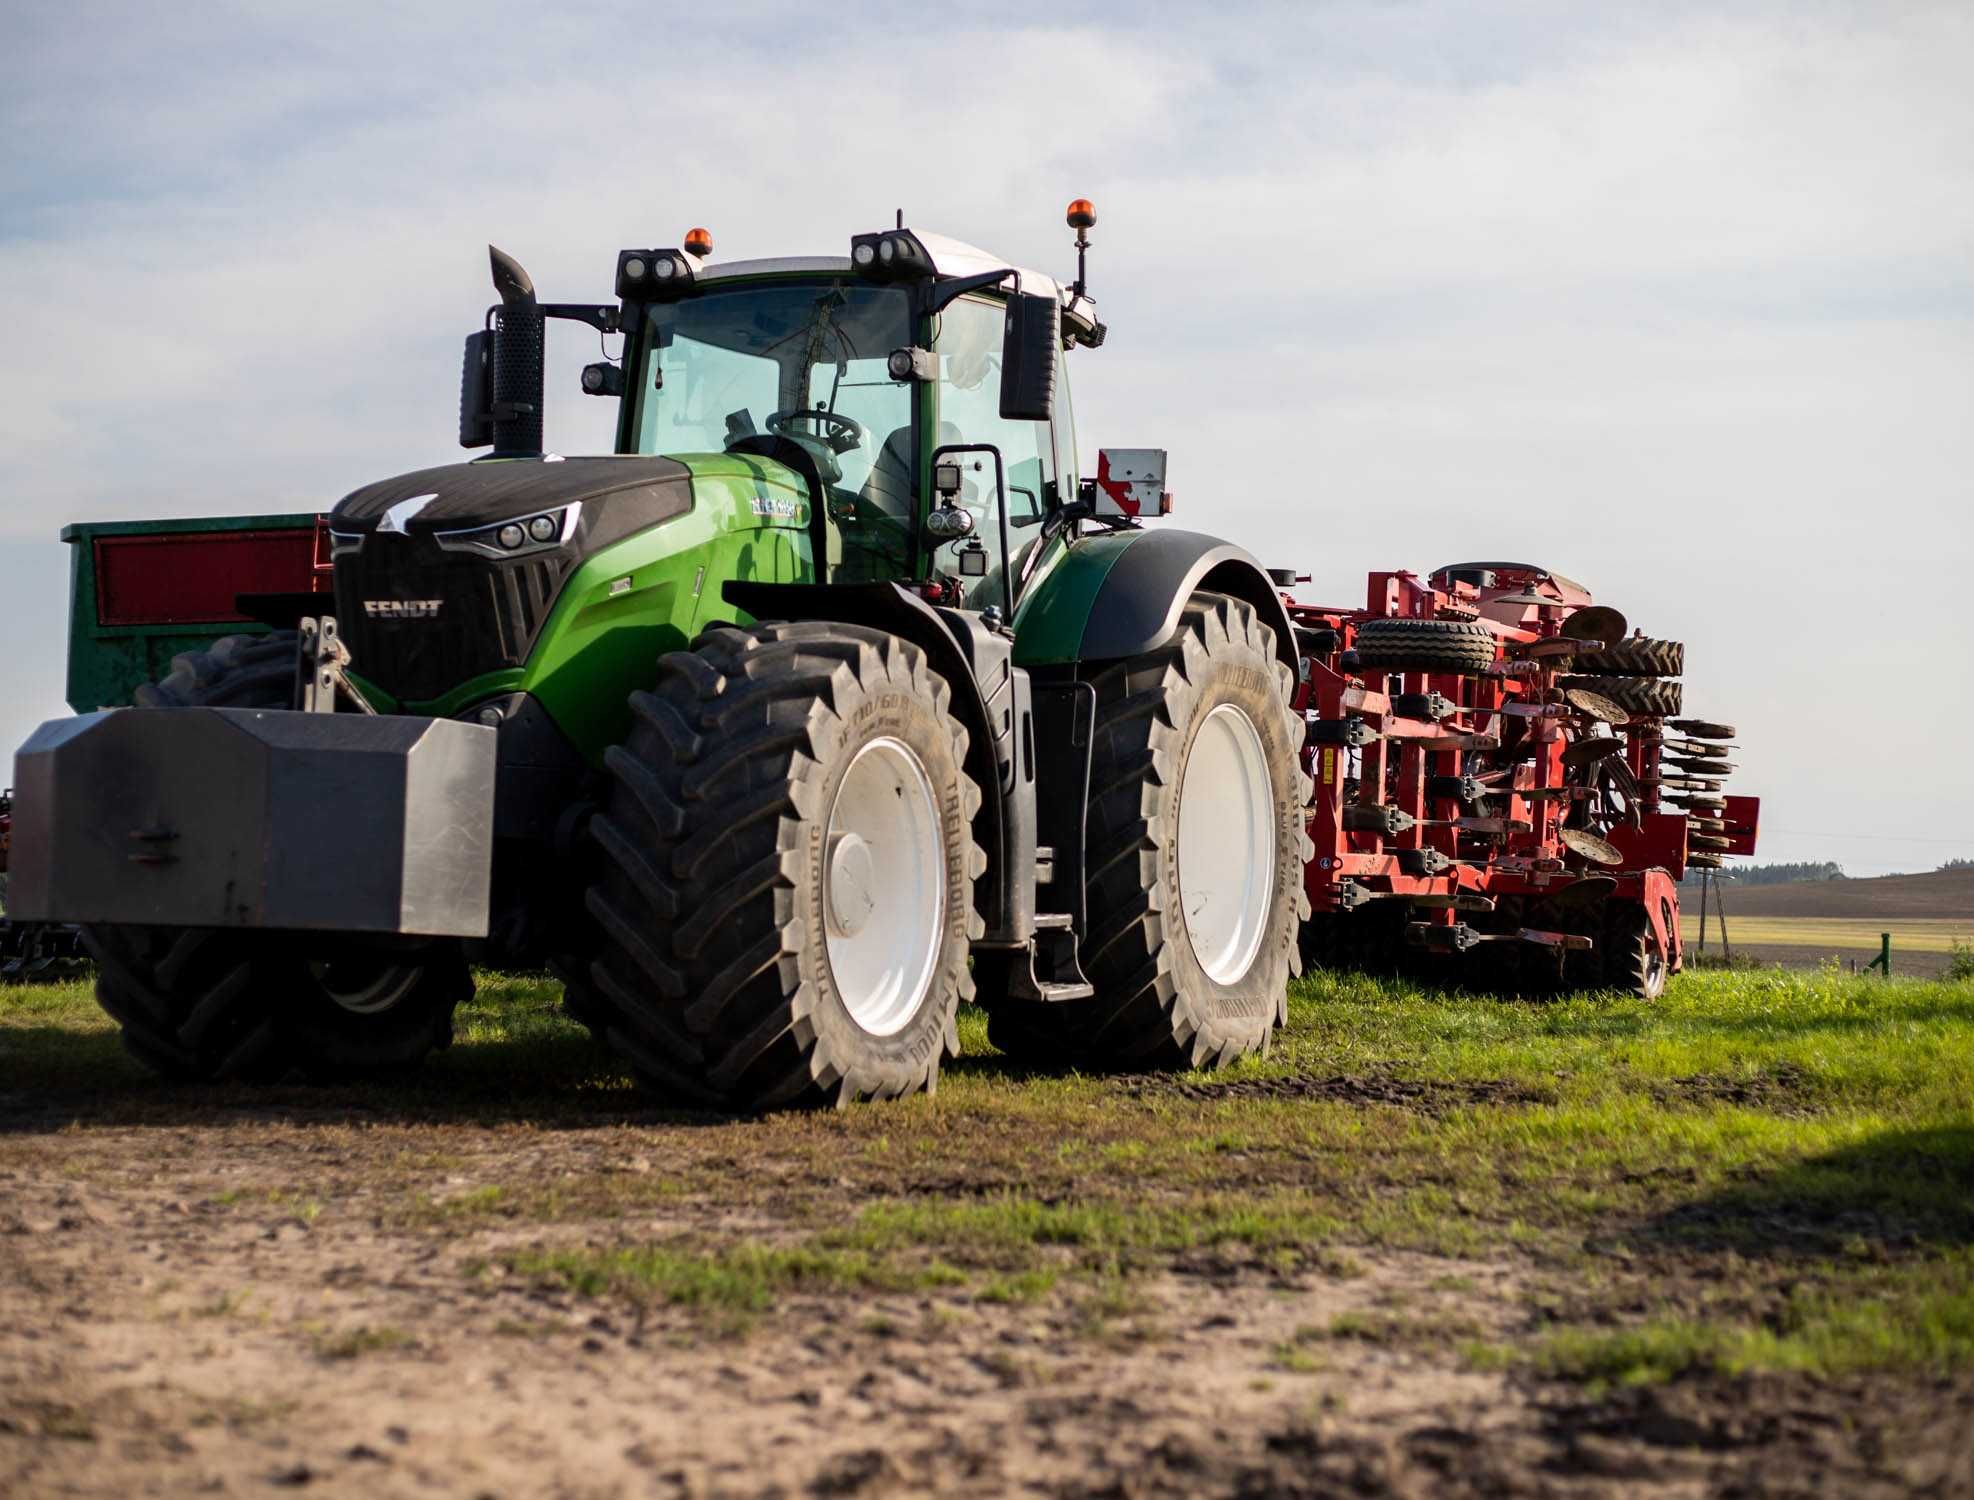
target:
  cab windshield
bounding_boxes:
[629,281,915,574]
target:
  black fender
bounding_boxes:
[1076,529,1299,674]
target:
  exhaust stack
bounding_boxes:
[488,245,544,457]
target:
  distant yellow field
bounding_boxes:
[1677,915,1971,955]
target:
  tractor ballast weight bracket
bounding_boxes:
[9,708,494,936]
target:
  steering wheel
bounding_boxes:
[767,408,864,454]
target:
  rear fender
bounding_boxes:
[1012,528,1297,674]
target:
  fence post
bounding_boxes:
[1865,932,1891,976]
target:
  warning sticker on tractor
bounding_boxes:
[1322,748,1337,785]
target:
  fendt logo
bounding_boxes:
[363,599,445,620]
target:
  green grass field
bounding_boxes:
[1679,914,1972,955]
[4,962,1973,1391]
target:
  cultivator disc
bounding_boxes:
[1562,687,1630,724]
[1669,720,1736,740]
[1560,829,1624,866]
[1559,606,1627,645]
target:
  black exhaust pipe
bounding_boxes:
[488,245,544,457]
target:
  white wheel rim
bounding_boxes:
[1177,703,1276,985]
[823,736,947,1036]
[308,957,416,1016]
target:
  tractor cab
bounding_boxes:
[603,224,1102,615]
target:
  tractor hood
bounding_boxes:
[329,456,693,705]
[330,455,691,548]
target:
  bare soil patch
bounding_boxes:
[1723,867,1974,922]
[0,1098,1956,1498]
[1121,1070,1554,1115]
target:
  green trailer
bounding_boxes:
[59,512,330,712]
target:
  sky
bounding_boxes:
[2,0,1969,877]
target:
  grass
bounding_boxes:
[313,1324,413,1360]
[5,958,1973,1383]
[1469,1264,1974,1388]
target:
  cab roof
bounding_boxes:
[693,230,1064,302]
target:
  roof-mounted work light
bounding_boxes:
[616,247,695,301]
[850,228,935,281]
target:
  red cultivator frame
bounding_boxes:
[1282,561,1758,997]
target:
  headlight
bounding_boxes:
[435,503,581,560]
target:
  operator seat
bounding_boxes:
[860,420,964,525]
[844,421,963,584]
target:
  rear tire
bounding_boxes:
[573,622,983,1111]
[80,631,470,1081]
[987,592,1310,1071]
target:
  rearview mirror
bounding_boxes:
[458,330,495,448]
[999,293,1058,422]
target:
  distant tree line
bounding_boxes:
[1942,857,1974,871]
[1680,860,1845,887]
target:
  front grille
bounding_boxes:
[335,534,577,703]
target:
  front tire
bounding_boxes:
[574,622,984,1111]
[88,928,468,1080]
[988,592,1311,1070]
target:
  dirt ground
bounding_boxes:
[3,1073,1969,1499]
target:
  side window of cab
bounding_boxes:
[933,296,1056,606]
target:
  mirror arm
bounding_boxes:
[926,267,1020,315]
[483,303,621,334]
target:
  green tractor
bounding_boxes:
[11,202,1311,1108]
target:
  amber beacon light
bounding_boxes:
[683,227,713,257]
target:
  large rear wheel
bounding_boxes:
[987,592,1310,1070]
[79,631,471,1081]
[574,622,983,1110]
